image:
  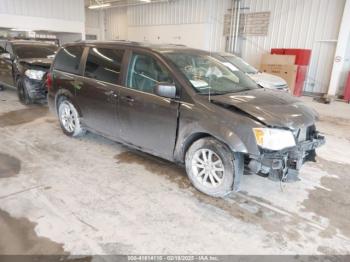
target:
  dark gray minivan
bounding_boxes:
[47,41,325,197]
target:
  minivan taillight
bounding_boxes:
[46,72,53,90]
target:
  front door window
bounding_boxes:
[127,53,173,94]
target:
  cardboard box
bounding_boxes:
[261,54,296,65]
[260,64,298,93]
[271,48,312,66]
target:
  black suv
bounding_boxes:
[0,40,58,104]
[48,41,325,197]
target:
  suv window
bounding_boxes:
[127,53,173,94]
[84,47,124,85]
[54,46,84,75]
[5,43,13,55]
[13,44,57,59]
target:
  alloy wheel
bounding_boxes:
[191,149,225,188]
[59,101,77,133]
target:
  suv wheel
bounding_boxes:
[17,78,33,105]
[185,138,235,197]
[58,97,86,137]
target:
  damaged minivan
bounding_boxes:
[48,42,325,197]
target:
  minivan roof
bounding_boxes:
[64,40,208,53]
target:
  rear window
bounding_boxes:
[13,44,58,59]
[84,47,124,84]
[54,46,84,75]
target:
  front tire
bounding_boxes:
[17,78,33,105]
[185,138,235,198]
[58,97,86,137]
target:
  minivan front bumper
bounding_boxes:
[249,133,325,182]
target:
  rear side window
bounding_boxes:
[84,47,124,84]
[54,46,84,75]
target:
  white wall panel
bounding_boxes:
[105,7,128,40]
[86,9,101,28]
[240,0,346,94]
[127,0,211,26]
[128,23,210,49]
[0,0,84,21]
[85,8,103,39]
[0,0,85,34]
[125,0,230,51]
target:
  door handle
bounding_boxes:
[122,96,135,103]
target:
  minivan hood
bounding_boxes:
[248,73,287,89]
[211,89,317,130]
[19,58,53,68]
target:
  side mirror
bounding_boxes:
[0,53,12,60]
[154,83,177,99]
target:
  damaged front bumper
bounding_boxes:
[248,133,326,182]
[23,77,47,101]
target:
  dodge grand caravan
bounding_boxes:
[47,41,325,197]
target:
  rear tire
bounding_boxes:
[185,138,235,198]
[57,97,86,137]
[17,78,33,105]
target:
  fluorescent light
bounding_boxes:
[88,3,111,9]
[140,0,151,2]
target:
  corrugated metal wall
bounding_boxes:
[126,0,230,51]
[102,0,345,94]
[127,0,211,25]
[0,0,85,22]
[207,0,231,52]
[105,7,128,40]
[86,8,101,28]
[240,0,346,94]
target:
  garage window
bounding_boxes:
[54,46,84,75]
[84,47,124,85]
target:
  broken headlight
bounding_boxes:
[25,69,46,80]
[253,128,296,151]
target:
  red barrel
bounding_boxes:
[344,72,350,102]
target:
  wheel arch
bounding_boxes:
[55,89,83,117]
[176,130,248,164]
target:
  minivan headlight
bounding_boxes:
[253,128,296,151]
[25,70,46,80]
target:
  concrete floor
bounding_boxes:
[0,88,350,256]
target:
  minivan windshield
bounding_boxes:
[165,52,258,95]
[13,44,58,59]
[222,55,258,74]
